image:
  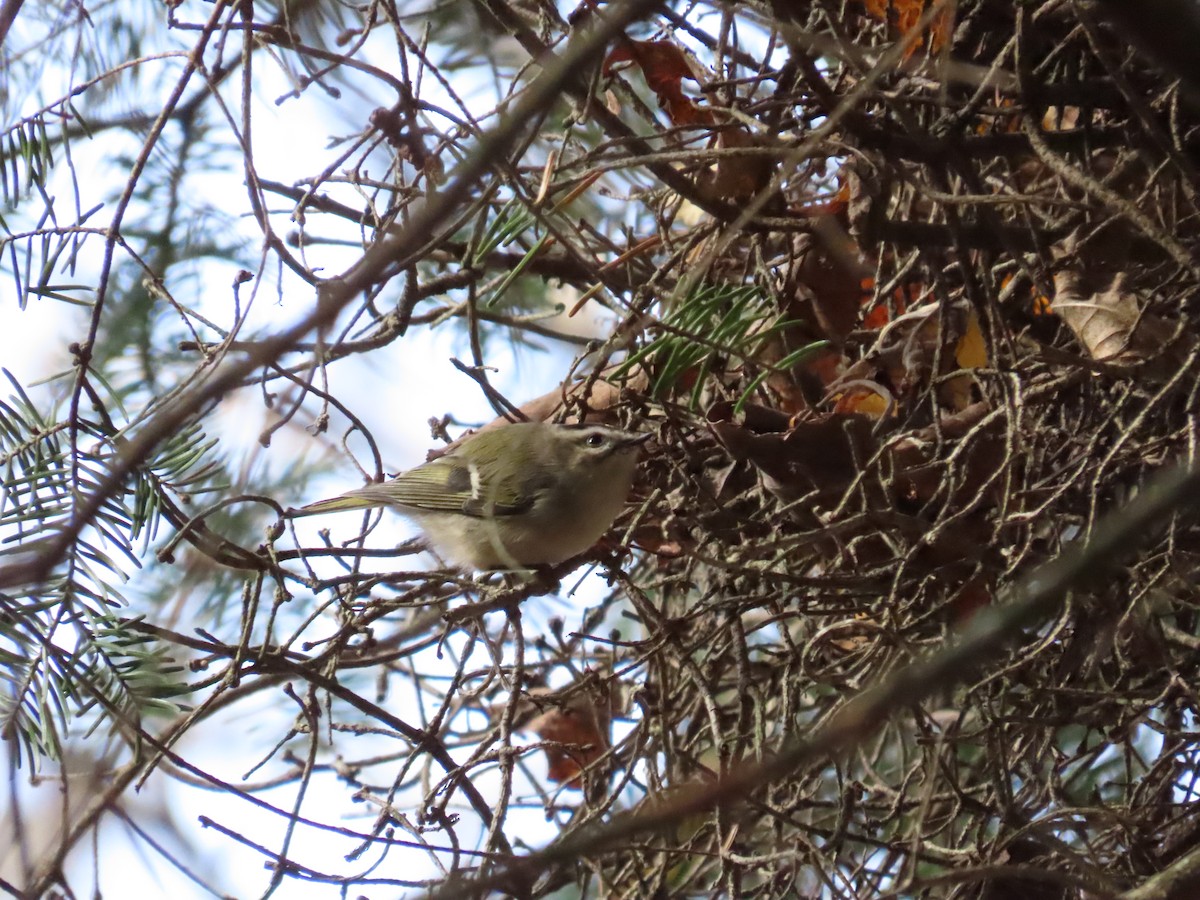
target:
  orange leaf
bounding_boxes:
[1000,273,1052,315]
[604,40,712,127]
[528,703,609,789]
[861,0,953,60]
[833,387,891,417]
[805,348,844,388]
[702,126,773,199]
[860,279,916,329]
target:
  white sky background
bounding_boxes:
[0,4,648,897]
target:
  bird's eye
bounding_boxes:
[585,432,607,448]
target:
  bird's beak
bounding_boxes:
[623,432,653,449]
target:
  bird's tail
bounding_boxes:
[288,492,381,517]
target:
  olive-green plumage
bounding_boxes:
[294,422,649,570]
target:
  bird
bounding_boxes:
[292,421,651,570]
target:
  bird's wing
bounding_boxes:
[295,455,545,518]
[366,456,537,517]
[361,456,478,513]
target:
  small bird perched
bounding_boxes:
[293,421,650,571]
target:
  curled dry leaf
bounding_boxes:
[773,179,959,414]
[785,226,870,346]
[603,38,781,203]
[887,427,1006,510]
[697,125,778,203]
[1051,267,1173,365]
[706,400,1005,573]
[860,0,954,60]
[770,214,876,408]
[525,692,612,789]
[827,299,986,415]
[603,39,711,128]
[707,400,878,505]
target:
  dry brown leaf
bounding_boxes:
[526,696,611,789]
[1051,268,1167,364]
[699,126,776,201]
[861,0,954,60]
[825,299,985,414]
[707,402,878,504]
[786,227,868,345]
[833,384,892,417]
[889,431,1006,509]
[603,39,711,127]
